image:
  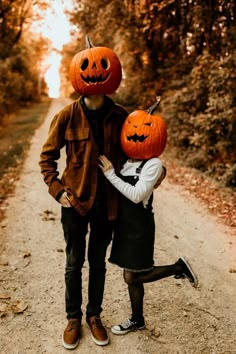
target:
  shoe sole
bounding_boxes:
[111,325,145,335]
[180,257,198,288]
[62,336,80,350]
[86,324,109,346]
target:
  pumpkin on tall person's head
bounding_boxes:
[69,36,122,95]
[121,97,167,160]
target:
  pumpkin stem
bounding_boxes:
[85,35,94,48]
[146,96,161,115]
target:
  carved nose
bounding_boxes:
[92,62,97,69]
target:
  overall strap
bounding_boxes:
[136,160,153,212]
[135,160,147,174]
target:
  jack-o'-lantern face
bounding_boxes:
[70,36,122,95]
[121,97,167,160]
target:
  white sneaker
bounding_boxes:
[111,318,145,335]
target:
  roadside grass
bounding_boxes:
[0,98,52,219]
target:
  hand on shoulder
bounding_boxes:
[98,155,114,173]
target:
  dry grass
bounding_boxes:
[0,98,51,220]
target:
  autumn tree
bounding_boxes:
[0,0,50,121]
[0,0,34,58]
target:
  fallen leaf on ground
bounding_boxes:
[0,303,8,312]
[229,268,236,273]
[0,293,11,300]
[11,300,28,313]
[41,209,56,221]
[0,261,9,266]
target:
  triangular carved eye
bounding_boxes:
[144,122,152,126]
[81,58,89,71]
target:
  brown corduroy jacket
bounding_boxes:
[39,97,128,220]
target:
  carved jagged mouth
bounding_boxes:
[81,73,110,84]
[127,134,148,142]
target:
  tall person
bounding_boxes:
[39,36,128,350]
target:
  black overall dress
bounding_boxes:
[108,161,155,272]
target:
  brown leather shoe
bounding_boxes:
[86,316,109,346]
[62,318,81,350]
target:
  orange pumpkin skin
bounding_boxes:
[121,99,167,160]
[69,36,122,95]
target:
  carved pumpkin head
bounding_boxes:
[121,97,167,160]
[69,36,122,95]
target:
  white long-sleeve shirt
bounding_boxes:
[104,158,163,208]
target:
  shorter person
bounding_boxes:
[98,153,198,335]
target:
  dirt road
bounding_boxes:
[0,98,235,354]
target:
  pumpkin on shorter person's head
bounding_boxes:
[121,97,167,160]
[69,35,122,95]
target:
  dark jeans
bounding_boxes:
[61,206,113,320]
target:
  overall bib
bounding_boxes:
[109,161,155,272]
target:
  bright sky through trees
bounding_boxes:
[32,0,73,97]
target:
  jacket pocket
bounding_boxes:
[65,128,89,165]
[65,128,89,141]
